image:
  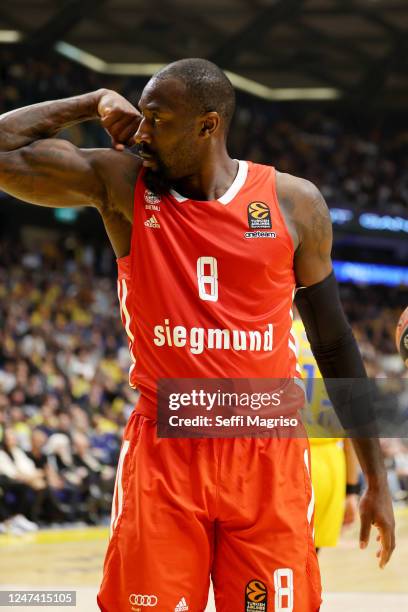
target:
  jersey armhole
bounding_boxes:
[116,168,145,279]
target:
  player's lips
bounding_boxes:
[137,151,157,166]
[141,158,157,168]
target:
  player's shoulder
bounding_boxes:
[274,170,329,234]
[275,170,321,204]
[244,161,317,199]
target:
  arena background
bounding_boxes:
[0,0,407,610]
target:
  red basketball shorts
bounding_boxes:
[97,412,322,611]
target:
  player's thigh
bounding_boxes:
[98,414,213,612]
[212,437,321,612]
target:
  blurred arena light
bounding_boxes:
[54,41,108,73]
[55,41,164,77]
[55,41,341,101]
[43,41,339,102]
[333,261,408,287]
[0,33,341,101]
[0,30,22,43]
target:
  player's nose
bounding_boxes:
[134,117,151,145]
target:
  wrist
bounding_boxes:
[85,89,109,119]
[95,88,116,118]
[365,471,388,490]
[38,90,106,135]
[346,482,362,496]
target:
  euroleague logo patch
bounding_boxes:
[245,202,276,239]
[248,202,272,229]
[245,579,267,611]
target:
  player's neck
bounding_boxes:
[171,154,238,201]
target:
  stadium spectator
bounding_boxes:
[0,426,44,531]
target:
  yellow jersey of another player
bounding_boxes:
[292,318,342,444]
[292,318,348,548]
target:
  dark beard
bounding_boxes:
[144,168,171,196]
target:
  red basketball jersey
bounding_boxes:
[117,160,300,418]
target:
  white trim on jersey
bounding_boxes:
[218,159,248,204]
[288,338,298,357]
[110,440,130,538]
[288,294,303,377]
[170,160,248,205]
[120,279,135,343]
[304,448,315,526]
[118,278,137,384]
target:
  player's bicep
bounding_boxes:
[293,182,333,286]
[0,138,106,208]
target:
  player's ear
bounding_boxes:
[199,112,220,138]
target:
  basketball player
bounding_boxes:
[0,59,395,611]
[292,316,360,550]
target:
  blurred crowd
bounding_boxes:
[340,284,408,377]
[0,237,138,533]
[230,107,408,216]
[1,50,408,216]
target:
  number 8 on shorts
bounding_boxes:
[274,568,294,611]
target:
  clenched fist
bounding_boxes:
[97,89,141,151]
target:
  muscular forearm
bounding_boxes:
[0,89,105,152]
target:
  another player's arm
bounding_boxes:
[343,439,360,526]
[345,438,360,488]
[277,172,395,567]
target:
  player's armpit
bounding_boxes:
[0,138,113,209]
[99,207,133,259]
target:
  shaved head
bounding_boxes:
[152,58,236,135]
[135,58,237,193]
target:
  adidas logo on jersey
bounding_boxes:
[175,597,188,611]
[144,214,160,228]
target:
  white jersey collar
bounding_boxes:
[169,160,248,205]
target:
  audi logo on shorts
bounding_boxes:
[129,594,158,606]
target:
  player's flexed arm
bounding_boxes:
[276,172,395,568]
[0,89,141,256]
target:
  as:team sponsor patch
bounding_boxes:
[245,579,267,611]
[244,231,276,239]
